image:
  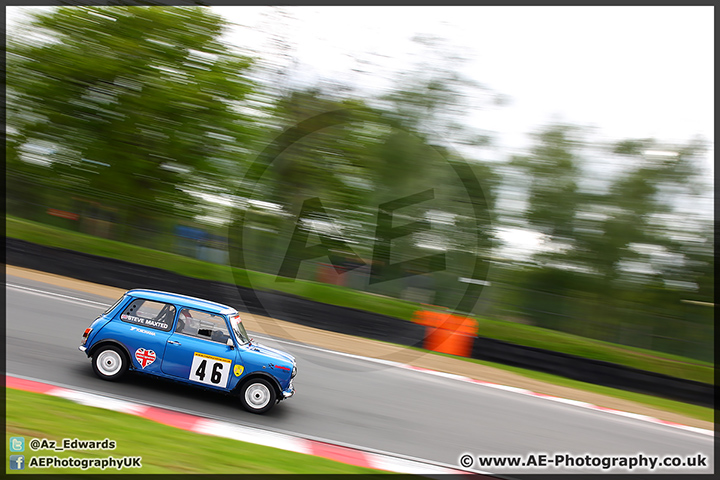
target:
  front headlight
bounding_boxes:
[291,364,297,378]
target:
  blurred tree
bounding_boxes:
[672,219,714,303]
[380,33,500,148]
[572,138,708,288]
[232,71,501,305]
[7,6,256,242]
[601,138,711,292]
[256,88,375,210]
[370,34,501,301]
[506,124,587,331]
[510,124,583,242]
[231,86,385,279]
[505,126,713,353]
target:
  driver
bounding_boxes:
[179,309,199,335]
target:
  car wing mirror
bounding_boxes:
[226,338,234,349]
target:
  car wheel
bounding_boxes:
[240,378,276,414]
[92,345,128,381]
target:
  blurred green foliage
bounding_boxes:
[7,6,256,243]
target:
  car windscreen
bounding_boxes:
[229,314,250,345]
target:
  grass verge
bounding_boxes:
[6,215,714,385]
[5,388,381,474]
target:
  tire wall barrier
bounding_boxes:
[6,238,713,408]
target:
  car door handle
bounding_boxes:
[168,340,181,345]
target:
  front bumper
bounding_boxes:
[282,382,295,399]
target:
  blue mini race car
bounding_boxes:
[79,289,296,414]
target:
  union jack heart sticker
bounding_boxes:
[135,348,156,368]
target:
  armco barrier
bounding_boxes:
[5,237,714,408]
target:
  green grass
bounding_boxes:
[6,215,714,385]
[400,345,715,423]
[5,388,382,474]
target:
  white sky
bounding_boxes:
[7,5,713,162]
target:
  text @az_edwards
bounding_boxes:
[28,437,116,452]
[459,452,709,471]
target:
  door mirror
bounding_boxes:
[226,338,235,349]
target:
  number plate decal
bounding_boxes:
[189,352,232,388]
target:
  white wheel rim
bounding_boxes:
[245,383,271,409]
[96,350,122,376]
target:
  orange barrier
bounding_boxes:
[316,263,346,286]
[412,310,477,357]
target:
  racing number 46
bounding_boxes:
[195,359,223,384]
[189,353,231,388]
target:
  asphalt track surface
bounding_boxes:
[6,274,714,475]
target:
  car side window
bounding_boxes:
[103,295,126,316]
[120,299,175,332]
[176,308,230,344]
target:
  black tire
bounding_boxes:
[239,378,277,414]
[91,345,128,381]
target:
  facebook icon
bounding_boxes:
[9,455,25,470]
